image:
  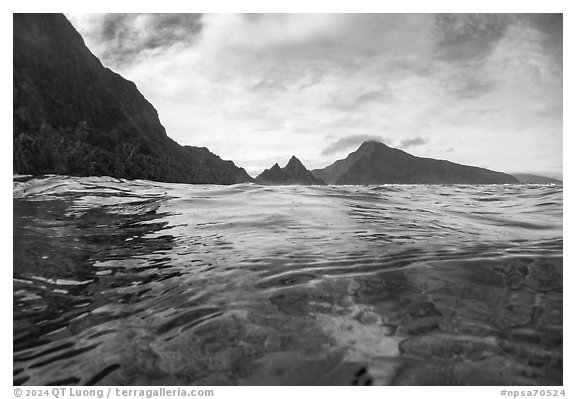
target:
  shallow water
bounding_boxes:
[13,175,563,386]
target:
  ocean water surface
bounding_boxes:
[13,175,563,386]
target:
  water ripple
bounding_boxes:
[13,176,562,385]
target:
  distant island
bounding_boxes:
[512,174,562,184]
[312,141,519,184]
[14,14,558,187]
[256,156,325,185]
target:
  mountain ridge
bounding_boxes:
[13,13,253,184]
[256,156,325,185]
[512,174,562,184]
[312,141,519,184]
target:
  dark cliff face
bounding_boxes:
[13,13,253,184]
[255,156,325,185]
[312,141,519,184]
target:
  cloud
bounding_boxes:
[322,134,429,156]
[356,89,391,104]
[322,134,391,156]
[66,13,563,176]
[67,13,203,67]
[399,137,429,149]
[434,14,510,63]
[249,79,288,93]
[516,13,562,65]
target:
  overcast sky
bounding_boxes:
[67,13,563,178]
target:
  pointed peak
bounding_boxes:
[286,155,303,167]
[270,163,282,170]
[361,140,388,148]
[357,140,391,153]
[284,156,310,175]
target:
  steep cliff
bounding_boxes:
[13,13,252,184]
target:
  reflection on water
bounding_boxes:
[13,175,562,385]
